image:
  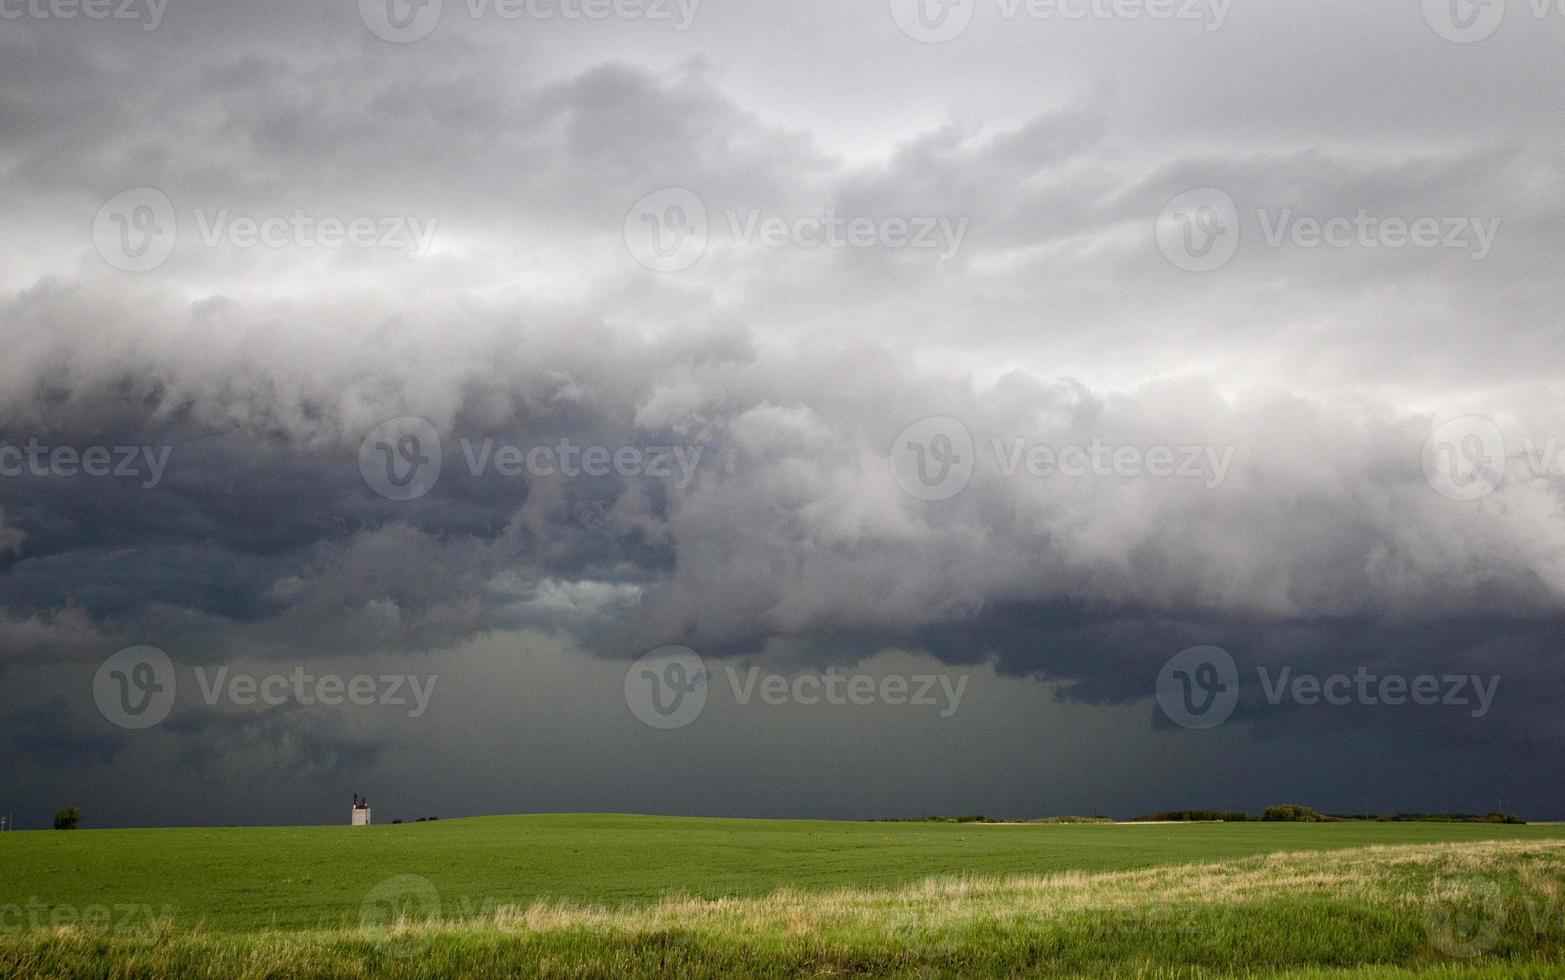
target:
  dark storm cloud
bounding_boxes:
[7,697,122,767]
[8,316,1558,729]
[0,383,689,664]
[165,703,387,776]
[1,0,1562,824]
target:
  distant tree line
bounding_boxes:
[1133,810,1252,823]
[881,815,1121,824]
[882,805,1528,824]
[1132,804,1525,824]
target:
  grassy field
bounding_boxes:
[2,815,1563,977]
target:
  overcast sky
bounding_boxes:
[1,0,1562,828]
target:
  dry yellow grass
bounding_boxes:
[364,839,1565,941]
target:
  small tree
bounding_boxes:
[1262,804,1331,823]
[52,805,81,830]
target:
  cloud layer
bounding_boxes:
[1,0,1561,825]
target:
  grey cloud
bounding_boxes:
[164,703,388,776]
[1,0,1562,824]
[6,697,123,767]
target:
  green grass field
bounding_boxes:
[3,815,1564,977]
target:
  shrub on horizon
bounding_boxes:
[1262,804,1334,822]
